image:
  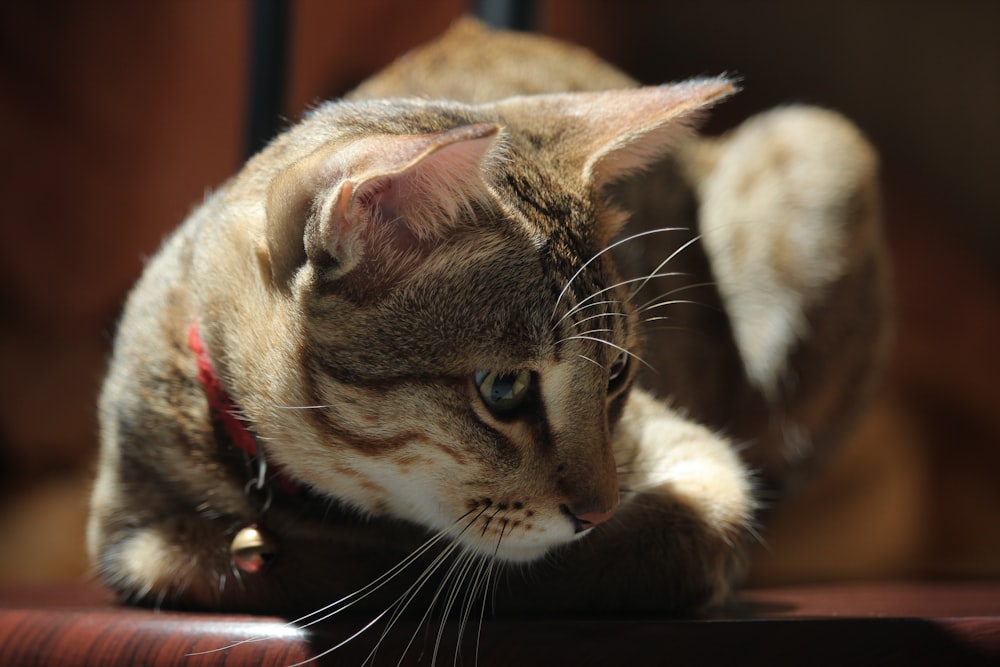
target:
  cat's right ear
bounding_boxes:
[261,123,500,290]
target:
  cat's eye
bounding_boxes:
[608,352,630,389]
[474,370,533,415]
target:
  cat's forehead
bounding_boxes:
[305,222,629,384]
[322,101,622,311]
[294,98,634,376]
[489,169,624,327]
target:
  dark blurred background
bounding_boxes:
[1,1,997,586]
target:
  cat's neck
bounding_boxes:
[188,323,300,495]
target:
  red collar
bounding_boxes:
[188,324,300,495]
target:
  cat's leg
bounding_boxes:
[680,107,890,488]
[603,387,755,609]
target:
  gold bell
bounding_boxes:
[230,524,276,574]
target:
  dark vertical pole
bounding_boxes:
[244,0,290,160]
[472,0,538,32]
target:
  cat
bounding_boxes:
[88,17,889,623]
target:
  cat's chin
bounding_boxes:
[454,529,579,564]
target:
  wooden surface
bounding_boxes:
[1,580,998,666]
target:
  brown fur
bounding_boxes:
[88,18,888,617]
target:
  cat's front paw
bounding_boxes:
[495,389,755,613]
[605,390,755,611]
[494,482,753,614]
[591,485,753,612]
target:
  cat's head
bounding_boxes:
[233,81,732,562]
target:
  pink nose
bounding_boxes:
[565,505,617,533]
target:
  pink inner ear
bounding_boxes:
[312,124,500,275]
[352,178,391,223]
[338,124,501,244]
[364,177,406,225]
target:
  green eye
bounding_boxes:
[474,370,533,415]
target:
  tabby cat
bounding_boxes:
[89,19,888,620]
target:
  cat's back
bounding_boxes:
[348,18,636,103]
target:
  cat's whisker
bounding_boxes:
[626,234,703,301]
[555,327,615,348]
[637,316,677,325]
[559,335,655,374]
[357,528,472,666]
[465,523,507,667]
[556,271,688,328]
[431,547,481,666]
[639,301,701,329]
[552,227,687,321]
[568,310,630,330]
[635,280,717,312]
[295,517,466,630]
[370,567,447,666]
[366,508,496,666]
[555,327,624,362]
[190,512,482,659]
[456,555,491,666]
[192,591,384,663]
[640,298,710,315]
[577,354,605,371]
[287,606,399,667]
[569,327,614,336]
[636,297,723,331]
[395,548,467,667]
[549,299,625,333]
[454,560,480,667]
[386,539,473,666]
[475,529,506,667]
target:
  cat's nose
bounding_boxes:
[562,503,617,533]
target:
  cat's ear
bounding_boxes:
[494,79,734,241]
[582,79,736,189]
[500,78,735,189]
[262,123,500,288]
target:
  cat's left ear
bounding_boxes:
[262,123,500,288]
[502,79,734,243]
[499,77,735,190]
[586,79,736,190]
